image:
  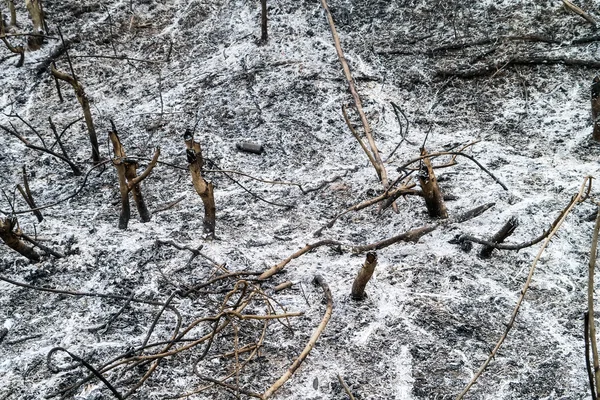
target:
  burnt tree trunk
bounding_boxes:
[351,252,378,300]
[418,148,448,219]
[0,217,40,262]
[184,131,216,236]
[51,64,100,163]
[25,0,44,50]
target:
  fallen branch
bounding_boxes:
[262,275,333,399]
[563,0,597,26]
[437,56,600,79]
[353,202,494,254]
[259,240,342,279]
[456,176,591,399]
[479,217,519,258]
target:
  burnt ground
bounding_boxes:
[2,0,600,399]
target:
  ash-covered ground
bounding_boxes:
[2,0,600,399]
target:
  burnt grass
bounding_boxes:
[1,0,600,399]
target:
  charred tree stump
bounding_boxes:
[25,0,44,50]
[184,130,216,236]
[592,76,600,141]
[109,126,159,229]
[418,148,448,219]
[0,217,40,262]
[51,64,100,163]
[479,217,519,258]
[351,252,378,300]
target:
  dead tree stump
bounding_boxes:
[592,76,600,141]
[0,217,40,262]
[418,148,448,219]
[479,217,519,258]
[351,252,378,300]
[184,130,216,236]
[109,127,158,229]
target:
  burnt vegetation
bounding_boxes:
[2,1,600,399]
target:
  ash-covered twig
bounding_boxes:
[262,275,333,399]
[259,240,342,279]
[337,374,357,400]
[588,207,600,396]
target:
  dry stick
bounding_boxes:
[337,374,356,400]
[273,281,293,292]
[21,166,43,221]
[342,105,377,171]
[109,131,131,229]
[16,185,42,222]
[437,56,600,79]
[259,240,342,280]
[456,177,591,399]
[49,347,123,399]
[185,130,216,236]
[351,252,377,300]
[479,217,518,258]
[592,76,600,142]
[262,275,333,399]
[260,0,267,43]
[586,312,598,400]
[563,0,597,26]
[50,65,100,163]
[352,225,437,254]
[0,217,40,262]
[589,208,600,396]
[48,117,82,175]
[320,0,396,211]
